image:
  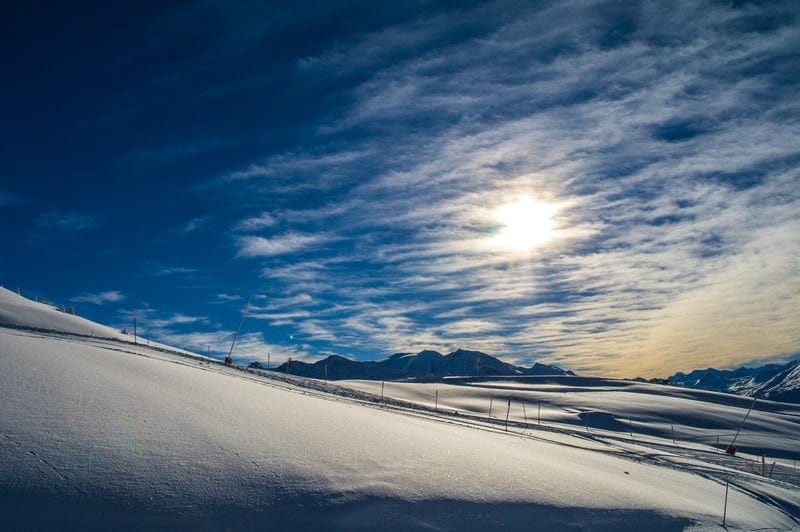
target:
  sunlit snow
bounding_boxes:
[0,288,797,530]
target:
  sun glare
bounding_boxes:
[492,196,558,252]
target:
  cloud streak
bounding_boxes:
[195,0,800,376]
[71,291,126,305]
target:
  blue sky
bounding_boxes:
[2,1,798,377]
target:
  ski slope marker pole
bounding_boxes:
[722,481,729,527]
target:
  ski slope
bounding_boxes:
[1,289,798,530]
[337,377,800,459]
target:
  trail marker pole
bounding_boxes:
[268,352,271,369]
[629,419,633,438]
[672,425,675,445]
[435,390,439,413]
[488,397,493,424]
[722,481,729,527]
[133,311,138,345]
[538,403,541,425]
[505,398,511,432]
[381,381,385,402]
[522,400,528,430]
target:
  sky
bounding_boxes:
[1,0,798,377]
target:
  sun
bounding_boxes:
[491,196,558,252]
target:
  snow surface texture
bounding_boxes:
[1,289,798,530]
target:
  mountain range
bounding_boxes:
[667,358,800,404]
[261,349,574,381]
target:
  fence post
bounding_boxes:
[522,400,528,430]
[722,481,729,527]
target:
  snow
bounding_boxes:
[0,286,129,340]
[1,290,798,530]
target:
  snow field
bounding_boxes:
[1,329,798,530]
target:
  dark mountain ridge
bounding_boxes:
[668,358,800,404]
[262,348,574,381]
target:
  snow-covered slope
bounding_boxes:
[1,291,798,530]
[0,286,129,340]
[338,376,800,460]
[669,359,800,404]
[758,360,800,403]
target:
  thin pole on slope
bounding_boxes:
[722,481,729,527]
[538,403,541,426]
[225,295,252,366]
[434,389,439,413]
[488,397,493,424]
[133,311,137,346]
[522,400,528,431]
[505,398,511,432]
[727,397,757,455]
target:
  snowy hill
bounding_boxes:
[0,286,130,340]
[669,359,800,404]
[1,288,799,529]
[272,348,573,380]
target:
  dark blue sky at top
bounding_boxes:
[2,1,799,377]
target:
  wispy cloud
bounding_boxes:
[36,211,97,232]
[178,215,210,235]
[214,293,243,302]
[144,261,198,277]
[71,290,126,305]
[236,233,327,257]
[208,0,799,376]
[234,212,275,232]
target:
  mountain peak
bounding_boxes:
[265,349,571,381]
